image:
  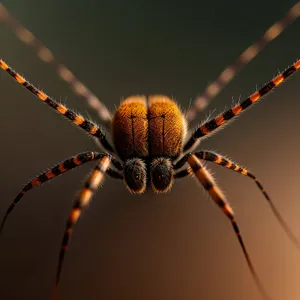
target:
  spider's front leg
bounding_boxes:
[185,2,300,122]
[186,154,272,300]
[0,4,112,127]
[0,59,114,152]
[184,59,300,152]
[53,154,112,299]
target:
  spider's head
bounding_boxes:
[123,158,147,194]
[150,158,174,193]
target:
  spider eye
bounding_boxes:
[150,158,173,193]
[124,159,146,194]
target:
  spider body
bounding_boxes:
[113,95,187,193]
[113,95,186,160]
[0,56,299,300]
[1,3,300,300]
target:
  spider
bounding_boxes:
[0,2,300,300]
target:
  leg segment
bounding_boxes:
[186,2,300,121]
[184,59,300,152]
[106,168,124,179]
[0,60,114,152]
[187,154,271,300]
[0,152,121,235]
[54,155,111,292]
[0,4,112,127]
[174,168,192,178]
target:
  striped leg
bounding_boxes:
[54,155,111,295]
[0,152,117,235]
[0,4,112,127]
[177,151,300,250]
[187,154,271,300]
[0,59,114,152]
[184,59,300,151]
[186,2,300,122]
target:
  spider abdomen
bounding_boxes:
[112,95,186,160]
[113,96,148,160]
[148,95,186,158]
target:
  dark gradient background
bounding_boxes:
[0,1,300,300]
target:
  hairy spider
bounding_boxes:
[0,2,299,300]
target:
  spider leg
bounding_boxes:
[184,59,300,152]
[187,154,272,300]
[186,2,300,122]
[54,155,111,296]
[106,168,124,179]
[175,151,300,251]
[0,152,122,235]
[0,59,114,152]
[174,168,192,178]
[0,4,112,128]
[198,150,300,250]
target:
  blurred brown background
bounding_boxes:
[0,0,300,299]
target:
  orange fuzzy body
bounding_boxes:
[112,95,186,160]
